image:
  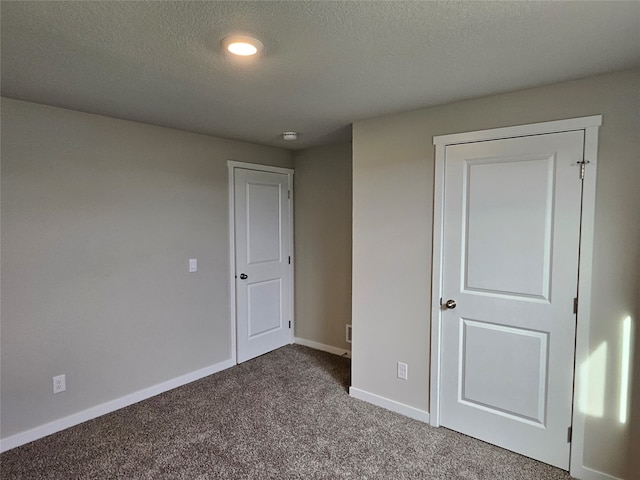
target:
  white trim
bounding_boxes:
[228,165,238,363]
[0,358,235,453]
[227,161,295,364]
[349,387,430,423]
[569,125,601,479]
[429,143,446,428]
[227,160,294,176]
[287,172,295,346]
[569,466,623,480]
[294,337,351,358]
[430,116,602,479]
[433,115,602,146]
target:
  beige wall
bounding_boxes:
[351,68,640,478]
[0,98,292,439]
[293,143,352,351]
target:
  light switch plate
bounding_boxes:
[189,258,197,272]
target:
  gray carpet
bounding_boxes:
[1,345,572,479]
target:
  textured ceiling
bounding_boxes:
[2,1,639,150]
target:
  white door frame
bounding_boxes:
[429,116,602,478]
[227,161,295,364]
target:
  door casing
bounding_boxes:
[227,161,295,364]
[430,116,601,478]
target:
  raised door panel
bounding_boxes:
[246,182,282,265]
[464,155,554,301]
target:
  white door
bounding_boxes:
[234,168,292,363]
[439,131,584,469]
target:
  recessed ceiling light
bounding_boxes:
[221,35,264,56]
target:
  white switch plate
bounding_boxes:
[189,258,197,272]
[53,374,66,394]
[397,362,408,380]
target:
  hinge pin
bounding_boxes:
[577,159,590,180]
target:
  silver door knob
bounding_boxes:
[445,299,457,309]
[239,273,248,280]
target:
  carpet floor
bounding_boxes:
[1,345,572,479]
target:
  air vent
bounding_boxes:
[346,324,352,343]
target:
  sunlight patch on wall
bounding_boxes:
[619,316,633,424]
[578,341,607,418]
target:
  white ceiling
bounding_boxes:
[2,1,639,150]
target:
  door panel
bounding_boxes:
[460,319,548,424]
[246,182,282,265]
[235,169,291,363]
[440,131,584,469]
[464,155,553,299]
[248,279,283,337]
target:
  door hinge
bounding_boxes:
[573,297,578,315]
[567,426,573,443]
[577,159,590,180]
[288,190,291,199]
[288,256,291,265]
[288,321,291,329]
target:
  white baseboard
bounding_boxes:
[349,386,430,423]
[570,465,623,480]
[294,337,351,358]
[0,358,236,453]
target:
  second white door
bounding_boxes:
[234,168,292,363]
[439,131,584,469]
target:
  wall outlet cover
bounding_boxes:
[397,362,408,380]
[53,374,66,394]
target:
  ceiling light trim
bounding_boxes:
[282,132,298,141]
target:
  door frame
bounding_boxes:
[227,161,295,364]
[429,116,602,476]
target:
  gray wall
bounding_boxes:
[351,68,640,478]
[293,143,352,351]
[0,98,292,439]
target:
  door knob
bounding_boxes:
[239,273,248,280]
[445,299,457,309]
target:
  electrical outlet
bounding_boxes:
[189,258,197,272]
[397,362,408,380]
[53,374,66,394]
